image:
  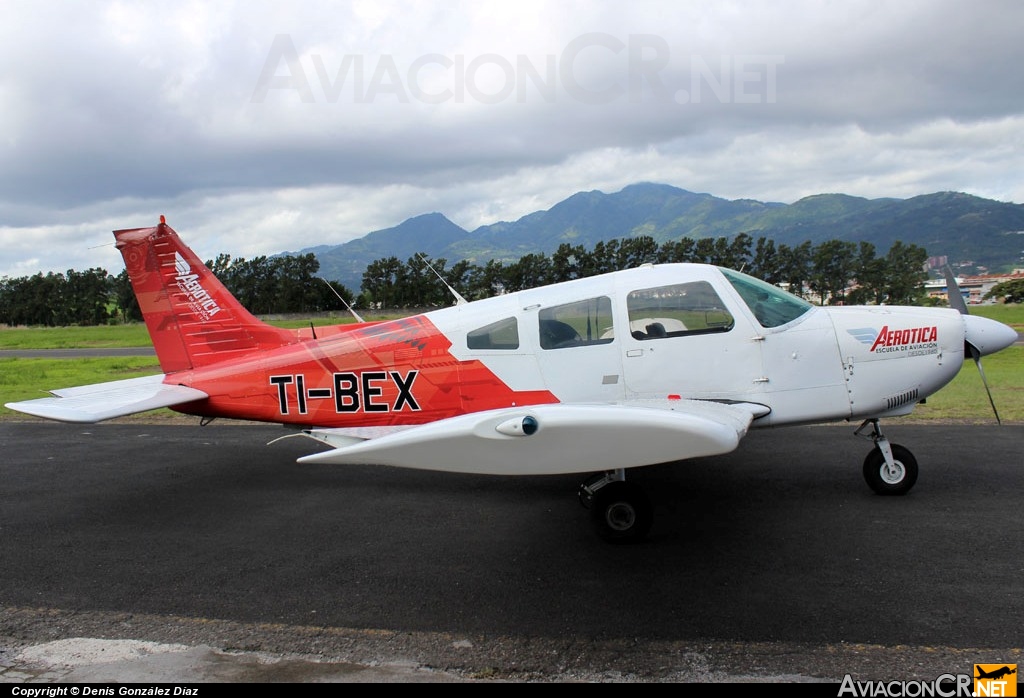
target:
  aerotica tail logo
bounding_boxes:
[174,252,222,321]
[847,325,939,357]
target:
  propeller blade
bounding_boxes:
[972,351,1002,426]
[943,266,968,314]
[946,266,1006,425]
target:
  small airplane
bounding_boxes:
[975,666,1017,681]
[6,218,1019,542]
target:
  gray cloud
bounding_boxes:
[2,0,1023,277]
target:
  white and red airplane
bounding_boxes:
[6,219,1019,541]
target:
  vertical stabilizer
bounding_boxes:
[115,219,297,373]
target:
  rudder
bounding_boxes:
[115,218,297,373]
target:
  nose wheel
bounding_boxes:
[856,419,919,495]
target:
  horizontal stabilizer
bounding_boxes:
[297,400,759,475]
[5,374,208,423]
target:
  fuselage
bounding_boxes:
[175,263,987,429]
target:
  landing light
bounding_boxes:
[495,415,539,436]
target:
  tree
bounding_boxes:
[691,237,717,264]
[748,237,780,283]
[617,236,659,269]
[316,279,356,314]
[656,237,696,263]
[63,268,111,325]
[590,240,619,275]
[723,233,753,271]
[809,240,858,305]
[274,253,322,313]
[777,241,813,299]
[880,241,928,305]
[985,278,1024,303]
[446,259,474,299]
[400,254,460,307]
[550,244,586,283]
[507,253,552,292]
[361,256,404,309]
[2,272,63,326]
[847,241,884,305]
[110,269,142,322]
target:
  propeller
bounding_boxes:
[944,266,1002,424]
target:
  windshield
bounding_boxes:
[719,267,813,328]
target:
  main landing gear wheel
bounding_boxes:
[862,444,918,496]
[590,480,653,544]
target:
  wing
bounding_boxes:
[5,374,208,423]
[295,399,768,475]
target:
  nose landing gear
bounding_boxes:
[855,419,919,496]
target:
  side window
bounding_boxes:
[467,317,520,350]
[626,282,734,340]
[538,296,614,350]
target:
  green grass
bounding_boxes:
[0,324,154,349]
[0,356,163,417]
[0,314,406,349]
[903,345,1024,423]
[968,303,1024,332]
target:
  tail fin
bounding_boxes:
[115,218,297,373]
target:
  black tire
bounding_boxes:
[862,444,918,496]
[590,481,653,543]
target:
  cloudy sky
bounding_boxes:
[2,0,1023,278]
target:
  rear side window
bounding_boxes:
[626,281,734,340]
[467,317,519,350]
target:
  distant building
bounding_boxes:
[925,271,1024,304]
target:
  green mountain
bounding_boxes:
[293,183,1024,290]
[295,212,470,289]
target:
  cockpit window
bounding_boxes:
[719,267,813,328]
[626,281,734,339]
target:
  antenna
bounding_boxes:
[417,253,467,305]
[321,278,365,323]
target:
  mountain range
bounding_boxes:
[284,183,1024,290]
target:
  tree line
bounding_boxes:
[0,253,349,327]
[360,235,931,309]
[1,234,933,327]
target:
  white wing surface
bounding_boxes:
[5,374,208,423]
[296,399,767,475]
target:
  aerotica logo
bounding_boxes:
[174,252,222,321]
[847,325,939,357]
[848,327,880,345]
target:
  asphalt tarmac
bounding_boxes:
[1,420,1021,683]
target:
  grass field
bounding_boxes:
[1,306,1021,423]
[0,356,164,417]
[0,314,402,350]
[902,345,1023,423]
